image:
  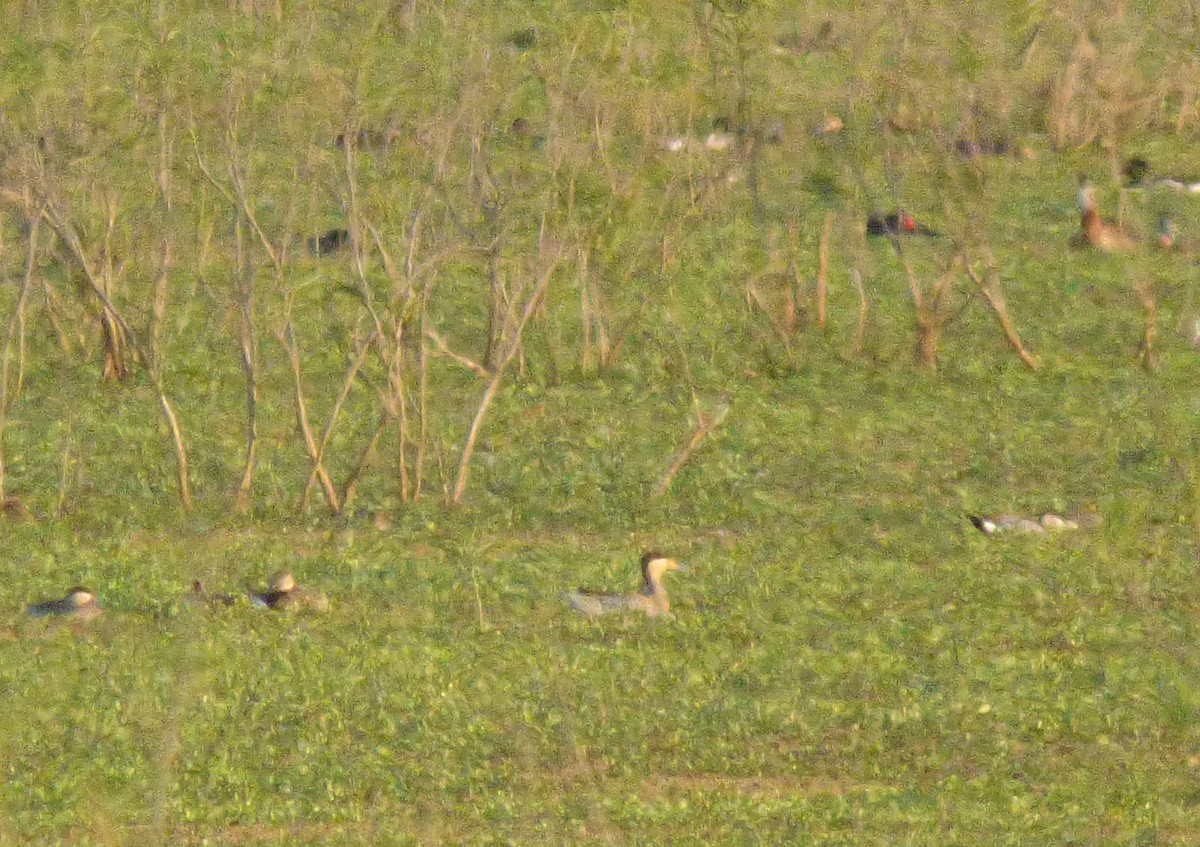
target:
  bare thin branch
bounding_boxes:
[652,403,731,500]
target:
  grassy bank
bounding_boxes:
[3,1,1200,844]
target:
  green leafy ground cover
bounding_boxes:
[3,1,1200,844]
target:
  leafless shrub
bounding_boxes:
[1046,22,1156,151]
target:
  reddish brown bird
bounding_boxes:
[1071,180,1137,253]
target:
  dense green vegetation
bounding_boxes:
[3,1,1200,844]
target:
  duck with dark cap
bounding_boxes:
[251,570,330,613]
[565,552,688,618]
[27,587,103,620]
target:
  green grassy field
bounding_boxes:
[3,1,1200,844]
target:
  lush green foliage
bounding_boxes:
[3,1,1200,844]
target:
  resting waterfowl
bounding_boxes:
[27,587,103,620]
[704,131,736,152]
[812,115,843,136]
[251,570,330,613]
[187,580,237,609]
[773,20,835,55]
[334,128,398,152]
[307,228,350,257]
[1123,157,1200,194]
[954,136,1011,160]
[1156,216,1178,249]
[1183,315,1200,349]
[565,552,687,618]
[505,27,538,52]
[1,497,28,518]
[969,513,1079,535]
[866,211,939,237]
[1071,180,1137,253]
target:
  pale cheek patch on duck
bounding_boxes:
[566,553,688,618]
[27,587,103,619]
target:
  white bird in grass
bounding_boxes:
[565,552,688,618]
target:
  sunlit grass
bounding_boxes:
[4,1,1200,845]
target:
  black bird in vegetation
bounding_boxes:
[334,129,397,151]
[188,580,237,609]
[308,229,350,257]
[1,497,28,518]
[866,211,939,237]
[954,136,1011,160]
[506,27,537,52]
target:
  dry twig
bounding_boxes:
[651,397,731,500]
[963,257,1039,370]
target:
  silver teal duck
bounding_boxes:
[969,513,1079,534]
[251,570,330,612]
[27,587,103,620]
[565,552,688,618]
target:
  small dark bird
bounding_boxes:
[1,497,28,518]
[1156,216,1178,249]
[954,136,1011,160]
[188,580,237,608]
[27,587,103,620]
[334,129,396,151]
[866,211,939,237]
[307,229,350,257]
[774,20,834,54]
[506,27,537,52]
[1123,157,1151,185]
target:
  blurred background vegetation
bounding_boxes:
[0,0,1195,520]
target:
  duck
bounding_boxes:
[307,228,350,257]
[1152,215,1200,253]
[251,570,330,612]
[565,552,688,618]
[187,580,237,609]
[1182,314,1200,349]
[1,497,28,518]
[333,128,400,152]
[968,513,1079,535]
[505,27,538,53]
[773,20,835,55]
[866,211,939,237]
[27,587,103,620]
[1071,180,1138,252]
[1156,216,1178,249]
[953,136,1011,160]
[704,127,737,151]
[812,115,843,137]
[1122,157,1200,194]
